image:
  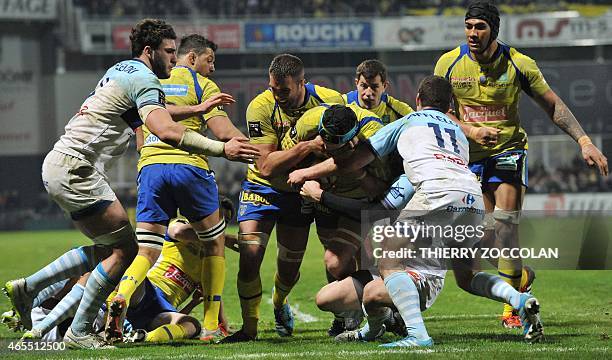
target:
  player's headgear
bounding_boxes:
[318,105,359,145]
[465,1,500,49]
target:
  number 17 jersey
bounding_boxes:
[368,109,480,195]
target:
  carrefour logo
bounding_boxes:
[246,22,372,49]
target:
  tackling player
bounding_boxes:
[221,54,345,343]
[434,1,608,328]
[106,34,257,343]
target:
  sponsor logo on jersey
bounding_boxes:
[248,121,263,137]
[462,105,507,123]
[163,264,196,293]
[433,153,467,167]
[450,76,476,89]
[462,194,476,205]
[144,134,161,145]
[240,191,272,206]
[162,84,189,96]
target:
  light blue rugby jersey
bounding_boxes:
[367,109,480,194]
[54,59,165,173]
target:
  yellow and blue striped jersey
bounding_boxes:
[343,91,414,125]
[246,83,344,192]
[282,103,390,198]
[138,66,228,171]
[434,43,550,162]
[147,239,202,309]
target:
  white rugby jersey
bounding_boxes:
[368,108,480,195]
[53,59,165,174]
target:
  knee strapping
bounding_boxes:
[93,224,136,247]
[238,232,270,247]
[493,207,521,225]
[196,218,226,243]
[136,228,165,250]
[277,243,305,263]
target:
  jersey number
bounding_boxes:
[427,123,460,154]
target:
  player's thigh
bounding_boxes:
[136,164,178,226]
[490,182,525,210]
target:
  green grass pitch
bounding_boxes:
[0,228,610,359]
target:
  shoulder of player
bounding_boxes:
[504,46,539,70]
[247,90,275,114]
[310,84,344,103]
[435,46,464,65]
[385,94,412,110]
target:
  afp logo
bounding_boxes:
[462,194,476,206]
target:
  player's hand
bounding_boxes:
[300,180,323,203]
[223,137,260,163]
[308,136,326,155]
[582,143,608,176]
[288,168,310,189]
[198,93,235,114]
[471,126,500,147]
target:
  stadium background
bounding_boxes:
[0,1,611,358]
[1,0,612,231]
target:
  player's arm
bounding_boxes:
[532,89,608,176]
[287,140,376,187]
[142,106,260,162]
[207,115,244,141]
[166,93,235,121]
[259,137,325,178]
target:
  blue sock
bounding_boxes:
[25,246,96,295]
[384,271,429,340]
[471,272,521,309]
[32,279,70,308]
[70,263,118,336]
[33,284,84,335]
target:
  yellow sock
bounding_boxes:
[237,275,262,336]
[272,272,299,309]
[498,257,522,316]
[202,256,225,331]
[117,255,152,304]
[145,324,186,342]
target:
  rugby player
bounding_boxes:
[344,59,414,124]
[221,54,345,343]
[106,33,255,343]
[434,0,608,328]
[3,19,256,349]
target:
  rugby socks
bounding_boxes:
[32,279,70,308]
[471,272,521,309]
[498,257,523,317]
[71,263,119,336]
[116,255,152,304]
[25,246,95,295]
[384,271,430,341]
[145,324,187,342]
[202,256,225,331]
[33,283,84,335]
[237,275,262,336]
[272,272,299,309]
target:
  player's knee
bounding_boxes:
[176,315,201,339]
[454,271,475,294]
[137,246,161,264]
[237,232,269,260]
[324,251,352,280]
[362,281,387,308]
